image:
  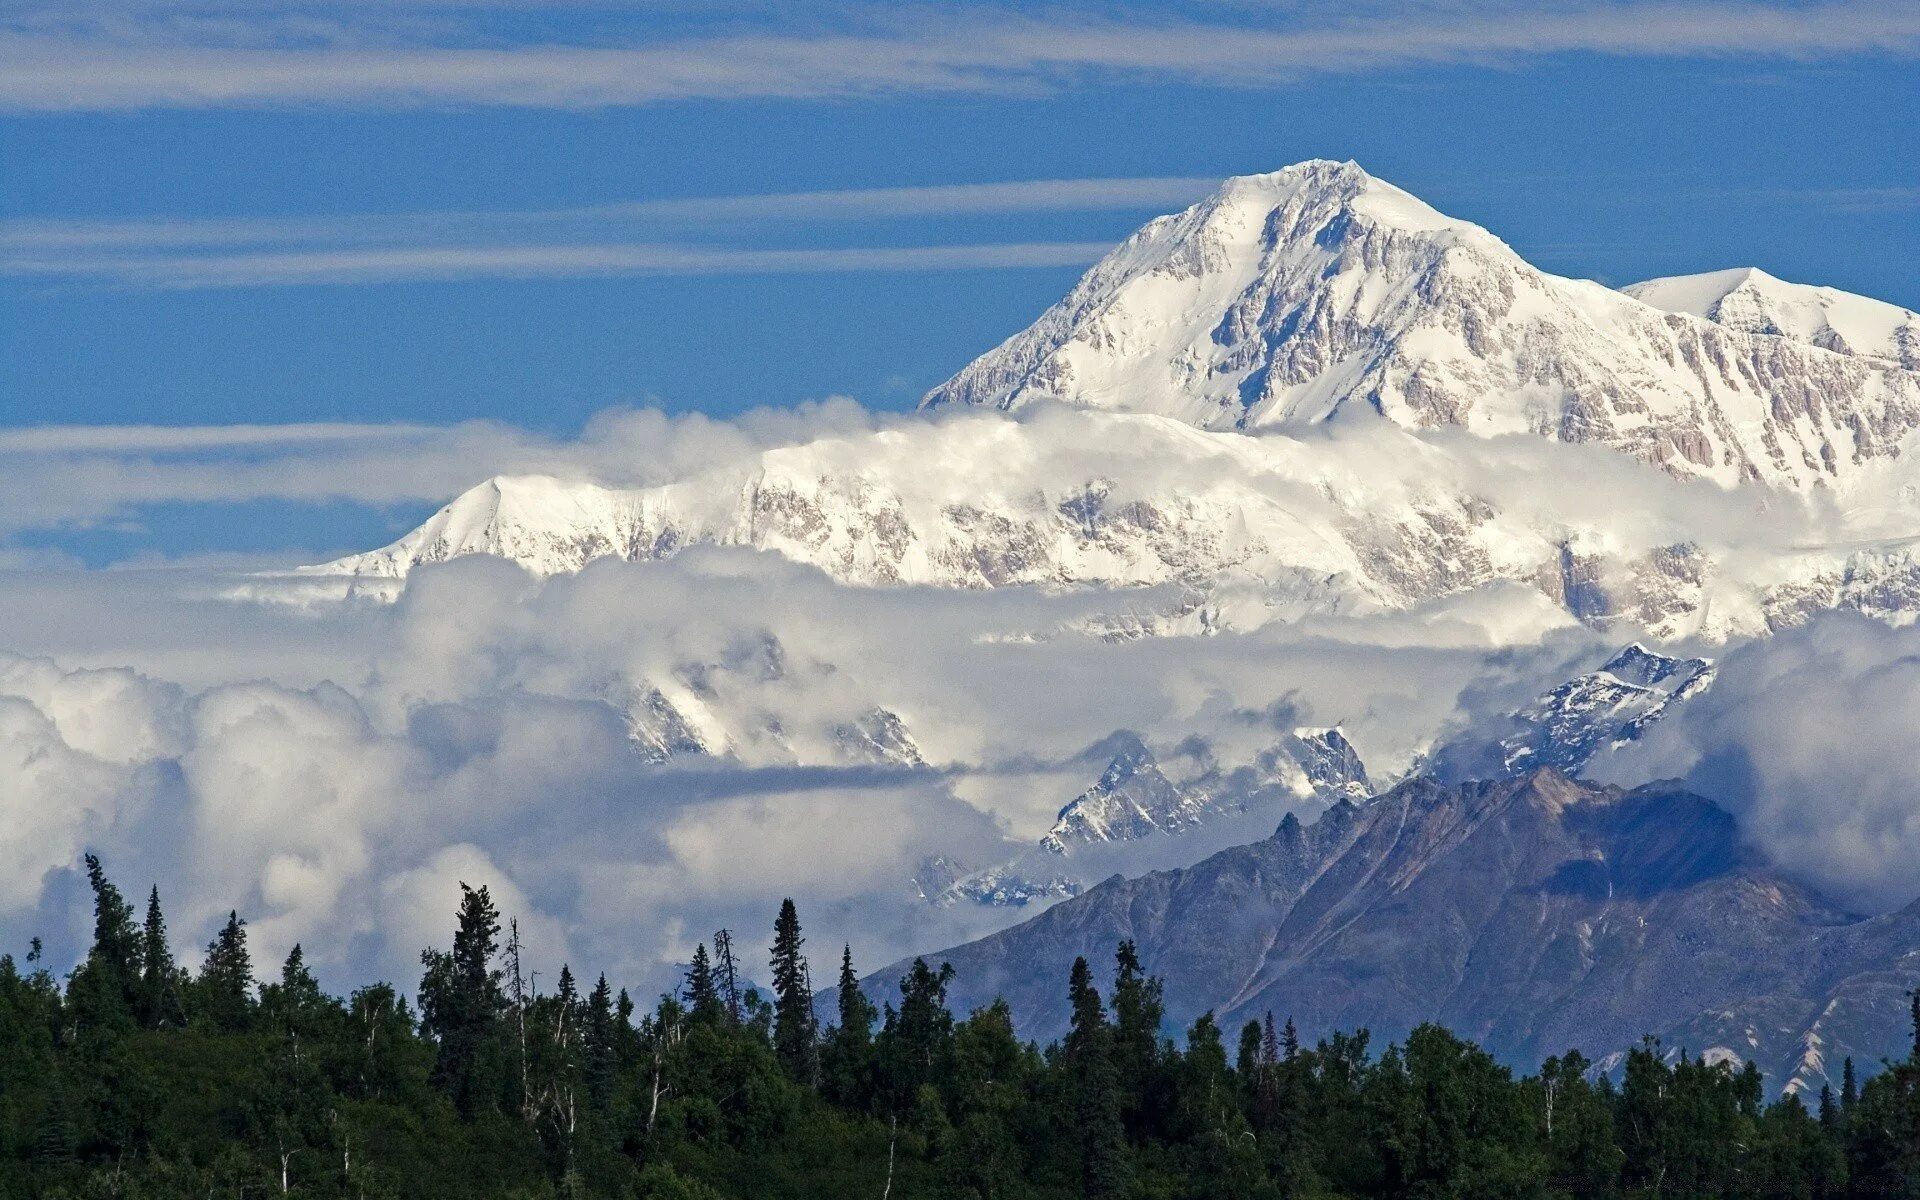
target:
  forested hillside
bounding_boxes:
[5,857,1919,1199]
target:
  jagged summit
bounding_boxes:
[922,159,1920,489]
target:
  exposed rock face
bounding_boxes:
[1428,644,1715,781]
[1041,733,1201,854]
[1042,727,1374,855]
[923,161,1920,491]
[874,771,1920,1094]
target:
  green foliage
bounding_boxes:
[6,856,1920,1199]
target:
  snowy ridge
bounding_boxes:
[304,161,1920,642]
[1499,644,1714,776]
[922,160,1920,490]
[1041,727,1372,855]
[1626,268,1920,371]
[924,724,1374,910]
[306,406,1920,643]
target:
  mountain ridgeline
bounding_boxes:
[9,856,1920,1198]
[301,161,1920,644]
[869,770,1920,1098]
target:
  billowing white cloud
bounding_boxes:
[0,538,1602,998]
[1594,611,1920,914]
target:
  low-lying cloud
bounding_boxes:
[0,542,1600,1001]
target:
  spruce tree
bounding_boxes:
[419,883,505,1117]
[770,898,817,1084]
[836,944,876,1043]
[1066,956,1129,1200]
[69,854,141,1027]
[137,885,181,1029]
[198,910,254,1032]
[1109,940,1162,1128]
[585,973,616,1113]
[824,944,878,1108]
[684,943,719,1020]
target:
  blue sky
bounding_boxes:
[3,0,1918,560]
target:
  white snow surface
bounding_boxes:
[922,160,1920,490]
[1625,267,1920,372]
[303,161,1920,645]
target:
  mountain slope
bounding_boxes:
[1626,267,1920,371]
[871,771,1920,1093]
[305,408,1920,642]
[921,160,1920,490]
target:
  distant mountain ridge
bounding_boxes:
[871,770,1920,1095]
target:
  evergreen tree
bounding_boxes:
[1108,939,1162,1134]
[68,853,141,1027]
[136,885,181,1029]
[1842,1056,1859,1117]
[684,943,720,1021]
[1066,956,1128,1200]
[584,973,616,1114]
[198,909,254,1031]
[823,944,878,1108]
[261,944,330,1038]
[770,898,817,1085]
[419,882,505,1117]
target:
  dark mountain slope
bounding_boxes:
[871,770,1920,1092]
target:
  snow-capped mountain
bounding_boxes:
[304,407,1920,643]
[921,160,1920,490]
[1041,727,1371,855]
[1427,644,1714,782]
[303,161,1920,643]
[1626,267,1920,371]
[1499,643,1714,775]
[923,725,1373,911]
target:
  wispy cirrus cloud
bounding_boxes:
[0,174,1209,288]
[3,239,1116,288]
[2,2,1915,113]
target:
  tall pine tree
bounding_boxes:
[1066,956,1129,1200]
[770,898,817,1085]
[198,910,254,1032]
[137,885,181,1029]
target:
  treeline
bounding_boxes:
[3,860,1920,1198]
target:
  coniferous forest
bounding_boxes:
[5,859,1920,1199]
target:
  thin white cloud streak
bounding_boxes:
[2,2,1916,112]
[2,239,1115,288]
[0,176,1217,253]
[0,422,437,452]
[1809,186,1920,214]
[0,402,887,534]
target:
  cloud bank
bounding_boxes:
[0,539,1601,1001]
[1594,611,1920,915]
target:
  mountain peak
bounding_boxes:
[1626,266,1920,369]
[922,162,1920,487]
